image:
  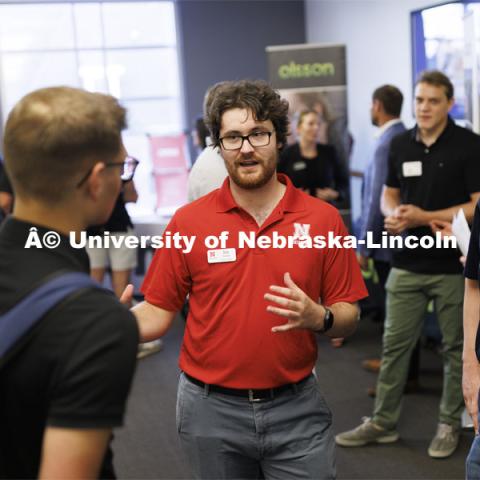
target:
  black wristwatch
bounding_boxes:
[317,307,334,334]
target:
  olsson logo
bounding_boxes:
[278,61,335,80]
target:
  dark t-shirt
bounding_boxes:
[464,202,480,361]
[88,191,133,236]
[105,193,133,232]
[0,218,139,479]
[278,143,349,208]
[386,118,480,274]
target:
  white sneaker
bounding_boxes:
[137,339,163,359]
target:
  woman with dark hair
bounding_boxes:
[278,109,349,208]
[279,110,350,348]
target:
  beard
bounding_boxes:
[225,151,278,190]
[225,152,278,190]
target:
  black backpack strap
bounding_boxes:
[0,272,101,360]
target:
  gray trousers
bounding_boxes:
[176,372,336,480]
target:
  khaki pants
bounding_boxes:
[373,268,464,429]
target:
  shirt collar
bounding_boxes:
[0,216,90,272]
[216,173,306,213]
[411,115,455,144]
[374,118,403,139]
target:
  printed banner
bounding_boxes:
[266,43,351,219]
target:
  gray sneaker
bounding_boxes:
[335,417,399,447]
[137,339,163,359]
[428,423,460,458]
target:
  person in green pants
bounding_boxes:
[336,70,480,459]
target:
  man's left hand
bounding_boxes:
[396,204,428,228]
[429,219,453,237]
[265,272,324,333]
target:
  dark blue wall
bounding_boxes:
[176,0,306,131]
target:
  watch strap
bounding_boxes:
[317,306,334,333]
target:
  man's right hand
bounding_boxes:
[463,360,480,433]
[131,301,176,343]
[384,215,408,235]
[120,284,134,306]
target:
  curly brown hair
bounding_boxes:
[204,80,290,149]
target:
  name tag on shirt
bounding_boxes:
[402,161,422,177]
[207,248,236,264]
[293,161,307,171]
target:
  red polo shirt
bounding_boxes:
[142,174,367,388]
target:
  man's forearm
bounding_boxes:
[381,187,400,217]
[463,279,480,364]
[131,301,176,342]
[425,199,478,224]
[321,302,359,338]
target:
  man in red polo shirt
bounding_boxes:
[133,80,367,479]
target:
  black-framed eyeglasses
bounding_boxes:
[76,156,140,188]
[219,131,273,151]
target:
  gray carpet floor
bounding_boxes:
[113,314,473,479]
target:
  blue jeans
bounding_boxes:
[176,372,336,479]
[466,404,480,480]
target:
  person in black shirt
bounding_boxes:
[279,109,350,349]
[0,86,139,479]
[87,180,138,300]
[337,70,480,459]
[278,110,349,208]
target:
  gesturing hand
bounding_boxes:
[120,284,134,307]
[264,272,324,333]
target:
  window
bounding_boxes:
[0,1,186,216]
[412,3,465,119]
